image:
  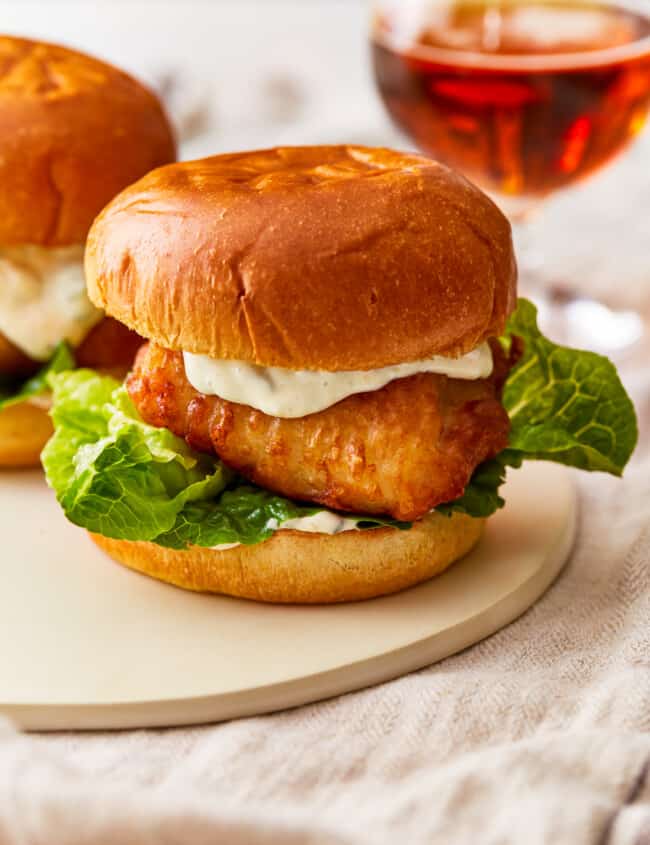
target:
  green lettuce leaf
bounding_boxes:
[437,452,513,518]
[503,298,638,474]
[157,487,408,550]
[0,342,75,411]
[43,371,232,542]
[43,370,404,549]
[438,298,638,519]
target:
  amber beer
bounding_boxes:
[372,1,650,201]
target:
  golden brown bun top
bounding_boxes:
[0,36,176,246]
[87,145,517,370]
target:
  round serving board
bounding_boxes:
[0,462,576,731]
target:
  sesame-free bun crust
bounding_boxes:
[0,36,176,246]
[90,511,484,604]
[87,146,516,371]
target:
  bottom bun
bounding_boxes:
[90,511,484,604]
[0,402,53,468]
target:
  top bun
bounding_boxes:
[0,36,176,246]
[86,146,517,371]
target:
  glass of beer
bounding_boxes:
[371,0,650,349]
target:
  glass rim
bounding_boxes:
[371,1,650,71]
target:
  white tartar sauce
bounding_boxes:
[0,244,103,361]
[266,511,362,534]
[184,342,493,419]
[211,510,362,551]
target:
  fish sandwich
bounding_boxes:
[43,146,637,603]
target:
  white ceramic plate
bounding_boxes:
[0,461,575,731]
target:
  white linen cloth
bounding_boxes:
[0,3,650,841]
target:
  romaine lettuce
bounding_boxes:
[441,299,638,518]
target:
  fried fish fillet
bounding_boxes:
[128,342,512,521]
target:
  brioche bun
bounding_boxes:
[0,35,176,246]
[86,145,516,371]
[0,401,53,467]
[90,510,483,604]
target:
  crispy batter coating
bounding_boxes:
[0,318,142,378]
[128,342,512,521]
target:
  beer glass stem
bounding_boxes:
[512,217,644,355]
